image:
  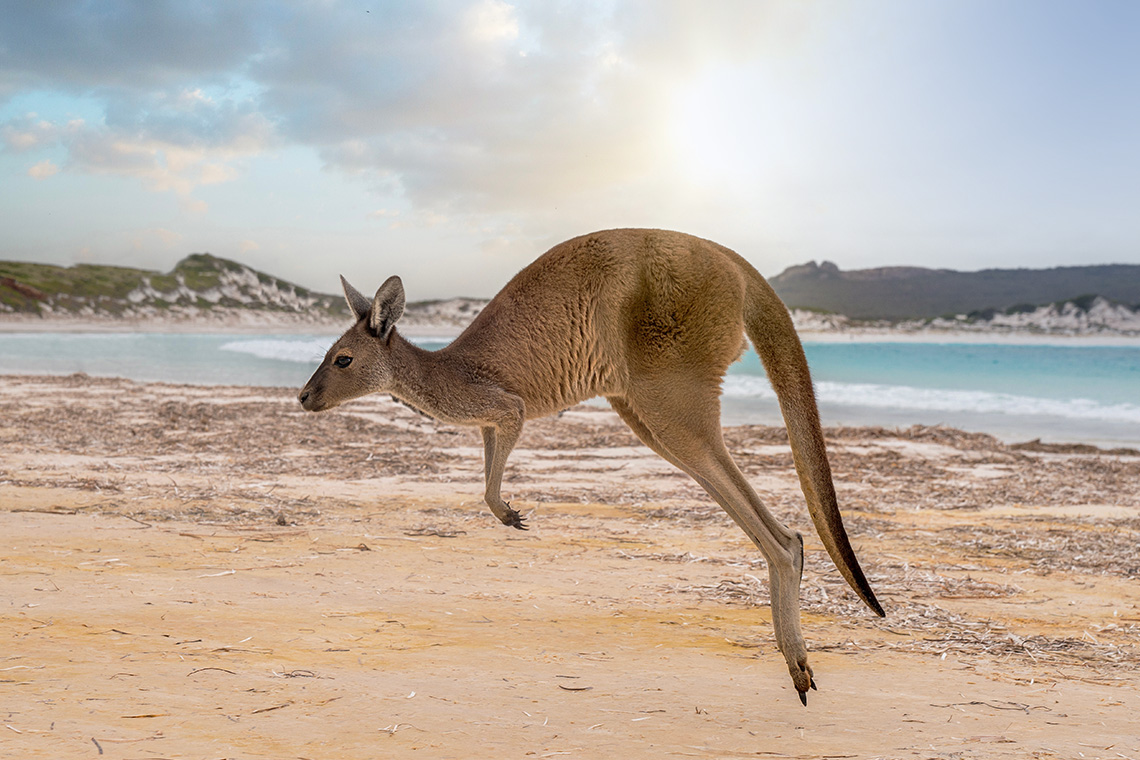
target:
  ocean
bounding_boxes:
[1,331,1138,448]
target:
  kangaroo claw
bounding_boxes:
[501,502,528,531]
[789,658,814,705]
[798,670,818,705]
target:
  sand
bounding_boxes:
[1,374,1138,759]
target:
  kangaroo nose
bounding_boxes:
[298,389,310,405]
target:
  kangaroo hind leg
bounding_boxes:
[617,386,815,702]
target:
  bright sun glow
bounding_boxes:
[669,66,790,189]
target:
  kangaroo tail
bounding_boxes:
[744,274,885,617]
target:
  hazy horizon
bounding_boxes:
[6,246,1140,304]
[3,1,1140,299]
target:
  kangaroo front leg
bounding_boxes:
[480,417,526,530]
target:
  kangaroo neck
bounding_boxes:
[384,330,464,421]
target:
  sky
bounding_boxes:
[2,0,1139,300]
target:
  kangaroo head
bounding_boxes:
[298,275,405,412]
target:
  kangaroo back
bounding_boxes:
[744,273,884,616]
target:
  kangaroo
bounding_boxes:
[299,228,884,704]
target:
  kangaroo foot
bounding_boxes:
[789,658,816,706]
[493,501,528,531]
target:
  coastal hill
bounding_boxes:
[2,253,1139,334]
[0,254,486,330]
[770,260,1140,320]
[0,254,346,322]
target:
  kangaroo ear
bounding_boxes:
[341,275,372,321]
[370,275,405,339]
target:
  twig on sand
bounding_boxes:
[404,527,467,538]
[187,667,237,677]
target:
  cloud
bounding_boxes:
[154,227,183,247]
[3,118,58,151]
[1,2,277,206]
[0,1,807,219]
[466,0,519,44]
[242,1,814,221]
[65,126,251,198]
[130,227,183,252]
[2,89,275,206]
[0,1,263,93]
[27,159,59,179]
[252,3,664,211]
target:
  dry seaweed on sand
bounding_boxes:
[935,520,1140,579]
[5,374,1139,679]
[664,566,1139,673]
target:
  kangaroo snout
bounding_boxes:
[298,387,324,412]
[298,379,341,412]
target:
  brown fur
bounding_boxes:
[299,228,884,703]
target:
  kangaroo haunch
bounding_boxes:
[299,228,885,704]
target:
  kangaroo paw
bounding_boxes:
[500,501,528,531]
[790,659,815,706]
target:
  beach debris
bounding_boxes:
[404,527,467,538]
[187,667,237,677]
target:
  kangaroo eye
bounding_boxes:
[334,355,353,368]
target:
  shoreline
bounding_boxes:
[3,315,1140,345]
[0,317,464,338]
[3,369,1138,453]
[797,328,1140,347]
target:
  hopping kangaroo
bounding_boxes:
[299,228,884,704]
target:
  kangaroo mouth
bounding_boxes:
[298,389,336,412]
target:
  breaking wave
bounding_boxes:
[722,375,1140,424]
[219,338,331,363]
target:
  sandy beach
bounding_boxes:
[2,374,1138,759]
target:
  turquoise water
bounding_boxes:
[721,341,1140,447]
[0,333,319,387]
[780,343,1139,406]
[1,332,1138,447]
